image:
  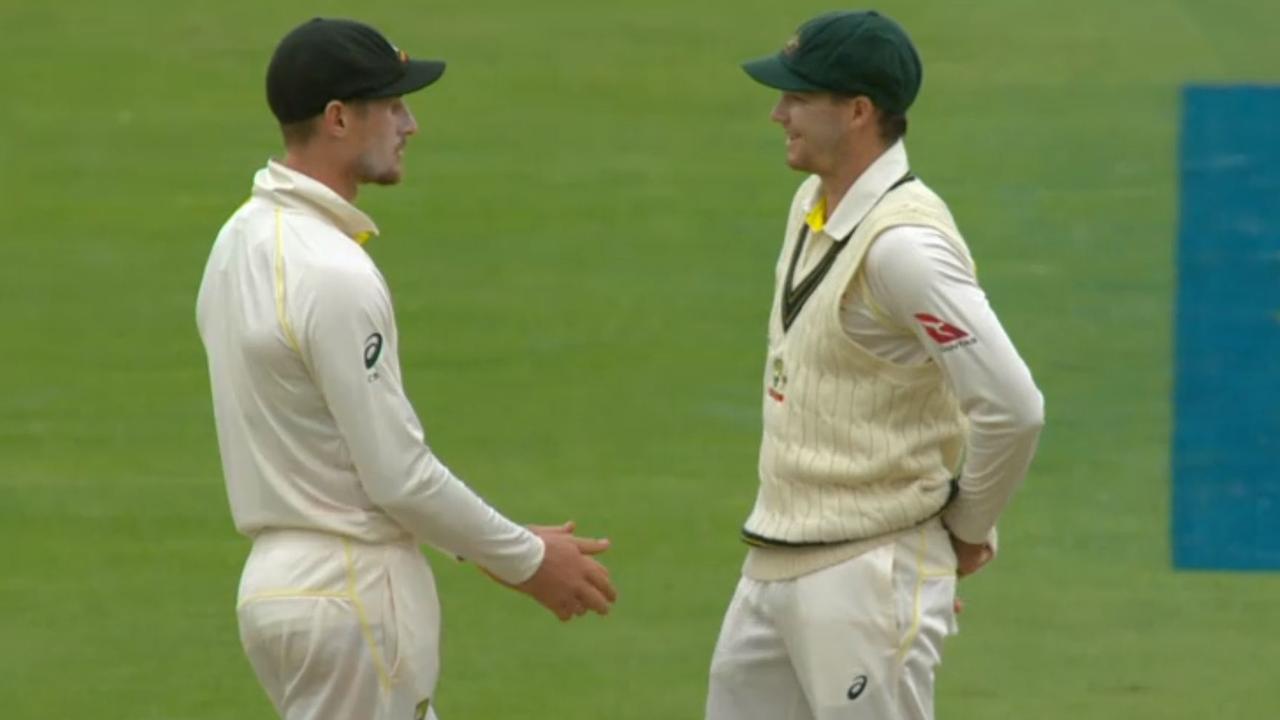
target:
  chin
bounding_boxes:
[365,168,404,186]
[356,154,405,186]
[784,155,811,172]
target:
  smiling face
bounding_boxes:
[769,91,859,175]
[768,91,891,182]
[347,96,419,186]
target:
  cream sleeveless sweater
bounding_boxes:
[742,178,970,575]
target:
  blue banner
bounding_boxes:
[1173,85,1280,570]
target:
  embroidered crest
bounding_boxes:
[768,356,787,402]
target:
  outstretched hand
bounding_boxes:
[512,521,617,622]
[527,521,611,556]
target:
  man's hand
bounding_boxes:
[946,528,995,615]
[949,533,994,578]
[527,521,610,556]
[516,521,617,621]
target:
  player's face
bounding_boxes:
[350,96,419,186]
[770,92,857,175]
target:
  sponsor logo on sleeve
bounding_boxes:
[913,313,976,351]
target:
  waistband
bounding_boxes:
[250,527,416,551]
[239,528,425,605]
[743,517,947,581]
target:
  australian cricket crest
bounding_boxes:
[767,355,787,402]
[782,33,800,57]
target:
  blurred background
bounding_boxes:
[2,0,1277,717]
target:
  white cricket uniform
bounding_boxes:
[197,160,545,720]
[707,141,1044,720]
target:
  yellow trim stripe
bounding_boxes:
[273,208,302,354]
[895,526,929,666]
[344,539,394,691]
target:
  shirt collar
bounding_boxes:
[802,140,910,240]
[252,160,380,245]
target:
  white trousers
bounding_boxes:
[237,530,442,720]
[706,519,958,720]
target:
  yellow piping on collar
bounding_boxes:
[355,231,375,246]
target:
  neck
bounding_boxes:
[818,138,891,220]
[282,149,358,202]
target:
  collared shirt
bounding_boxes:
[196,160,544,585]
[793,141,1043,546]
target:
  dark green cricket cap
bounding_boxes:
[267,18,446,124]
[742,10,922,114]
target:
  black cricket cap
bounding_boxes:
[742,10,922,115]
[266,18,446,124]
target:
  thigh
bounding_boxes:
[238,596,381,720]
[706,577,812,720]
[785,544,901,720]
[378,547,441,720]
[237,542,442,720]
[892,522,958,720]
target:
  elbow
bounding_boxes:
[362,452,451,511]
[968,386,1045,438]
[362,474,407,510]
[1012,389,1045,436]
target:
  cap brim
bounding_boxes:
[369,59,447,98]
[742,55,825,92]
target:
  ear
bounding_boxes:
[319,100,351,139]
[849,95,878,130]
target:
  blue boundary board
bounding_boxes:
[1173,85,1280,570]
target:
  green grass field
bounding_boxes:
[3,0,1279,717]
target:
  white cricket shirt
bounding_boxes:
[196,160,543,585]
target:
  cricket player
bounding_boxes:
[196,18,616,720]
[705,11,1044,720]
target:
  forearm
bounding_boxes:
[334,384,545,584]
[300,266,544,585]
[942,394,1044,543]
[865,225,1045,545]
[366,447,545,585]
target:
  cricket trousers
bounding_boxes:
[706,518,959,720]
[237,529,442,720]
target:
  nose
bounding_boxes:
[769,97,786,125]
[403,105,419,136]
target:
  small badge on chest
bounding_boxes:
[767,356,787,402]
